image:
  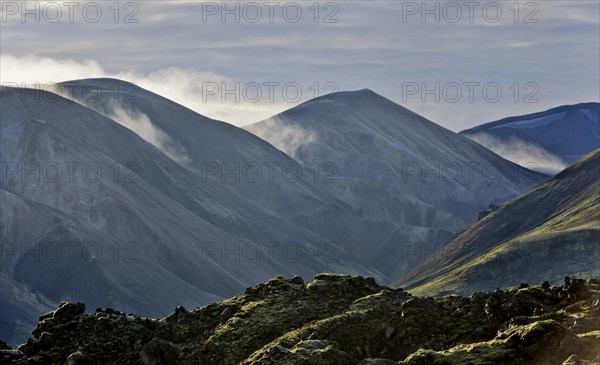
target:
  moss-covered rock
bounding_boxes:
[5,275,599,364]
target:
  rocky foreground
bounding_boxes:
[2,274,599,365]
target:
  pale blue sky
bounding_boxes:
[1,0,599,129]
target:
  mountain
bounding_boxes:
[0,82,382,345]
[3,274,599,364]
[0,81,547,346]
[396,149,600,296]
[246,89,547,279]
[460,103,600,172]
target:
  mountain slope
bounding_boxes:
[57,78,341,220]
[246,89,547,278]
[461,103,600,170]
[0,81,550,346]
[0,85,381,345]
[56,80,413,276]
[396,149,600,296]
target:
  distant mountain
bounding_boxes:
[396,149,600,296]
[0,82,381,345]
[461,103,600,172]
[0,81,546,346]
[246,89,547,279]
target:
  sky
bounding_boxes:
[1,0,599,130]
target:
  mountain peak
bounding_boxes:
[319,88,381,101]
[349,88,377,95]
[59,77,135,87]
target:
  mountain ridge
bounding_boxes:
[396,149,600,296]
[246,88,547,279]
[0,80,555,347]
[460,102,600,169]
[0,84,382,345]
[461,102,599,133]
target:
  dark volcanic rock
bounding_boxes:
[0,340,11,350]
[66,351,90,365]
[6,275,600,365]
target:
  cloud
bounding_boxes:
[245,118,317,160]
[1,1,598,132]
[103,104,192,164]
[0,55,105,84]
[115,67,294,125]
[464,132,568,174]
[0,54,295,126]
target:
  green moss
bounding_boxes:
[401,150,600,297]
[403,320,576,365]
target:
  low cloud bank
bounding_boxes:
[465,132,568,174]
[0,54,289,126]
